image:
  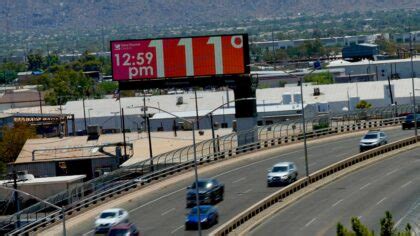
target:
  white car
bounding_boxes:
[94,208,129,234]
[267,162,298,187]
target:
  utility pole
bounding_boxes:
[82,95,87,132]
[194,89,200,130]
[147,116,153,171]
[121,108,127,161]
[209,113,216,153]
[143,91,153,171]
[271,24,276,70]
[12,170,20,228]
[409,30,418,138]
[38,89,44,137]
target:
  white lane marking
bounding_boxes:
[305,218,317,227]
[171,225,184,234]
[129,149,302,214]
[129,188,185,213]
[243,188,252,194]
[232,177,246,184]
[400,180,412,188]
[331,199,344,207]
[376,197,387,205]
[82,231,94,236]
[359,183,371,190]
[386,168,399,176]
[212,149,301,179]
[308,162,317,167]
[161,208,175,216]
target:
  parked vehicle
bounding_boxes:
[107,223,140,236]
[94,208,129,234]
[402,113,420,129]
[186,178,224,208]
[359,130,388,152]
[267,162,298,187]
[185,205,219,230]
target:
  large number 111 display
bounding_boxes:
[111,34,249,81]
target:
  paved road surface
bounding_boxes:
[251,145,420,236]
[70,128,412,236]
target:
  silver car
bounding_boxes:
[267,162,298,187]
[359,130,388,152]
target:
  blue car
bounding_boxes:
[185,205,219,230]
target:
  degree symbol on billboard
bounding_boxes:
[231,36,243,48]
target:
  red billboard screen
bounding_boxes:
[111,34,249,81]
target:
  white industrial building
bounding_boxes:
[327,58,420,82]
[5,78,420,133]
[252,34,384,50]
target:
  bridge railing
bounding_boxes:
[210,136,417,236]
[2,104,411,235]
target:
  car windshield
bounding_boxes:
[99,212,116,219]
[191,181,210,189]
[363,134,378,139]
[272,166,288,172]
[107,229,130,236]
[190,207,210,215]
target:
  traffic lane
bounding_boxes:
[251,147,420,236]
[123,129,412,235]
[74,128,409,235]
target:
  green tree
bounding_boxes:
[356,100,372,109]
[380,211,395,236]
[304,72,334,84]
[375,36,397,55]
[43,54,60,68]
[337,212,412,236]
[351,217,374,236]
[96,81,118,96]
[27,53,44,71]
[0,123,36,164]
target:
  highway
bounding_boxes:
[251,145,420,236]
[66,128,412,236]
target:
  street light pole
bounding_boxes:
[194,89,200,130]
[139,105,202,235]
[191,123,202,236]
[300,76,310,177]
[0,185,66,236]
[258,69,315,177]
[82,94,87,132]
[409,31,418,138]
[209,113,216,153]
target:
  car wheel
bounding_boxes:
[220,193,224,202]
[215,215,219,225]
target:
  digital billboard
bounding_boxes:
[111,34,249,81]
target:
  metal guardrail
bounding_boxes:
[2,104,411,235]
[210,136,418,236]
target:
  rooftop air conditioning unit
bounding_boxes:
[314,88,320,96]
[87,125,101,140]
[17,171,35,181]
[176,96,183,105]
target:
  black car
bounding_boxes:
[186,179,224,208]
[402,113,420,129]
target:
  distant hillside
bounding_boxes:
[1,0,419,32]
